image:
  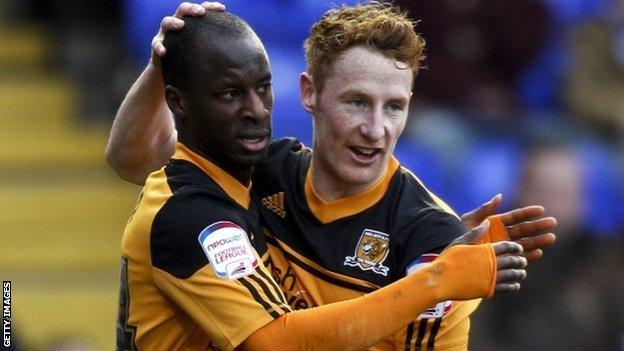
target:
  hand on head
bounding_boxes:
[151,2,226,65]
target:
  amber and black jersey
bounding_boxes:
[253,138,481,351]
[116,142,291,351]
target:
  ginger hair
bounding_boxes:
[304,1,426,89]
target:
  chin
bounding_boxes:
[338,167,382,188]
[237,152,268,168]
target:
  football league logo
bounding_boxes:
[343,229,390,276]
[198,221,258,280]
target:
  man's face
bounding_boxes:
[182,35,273,173]
[308,45,412,193]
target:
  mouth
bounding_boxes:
[237,132,270,153]
[348,146,382,164]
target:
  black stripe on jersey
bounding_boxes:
[426,317,443,349]
[166,159,214,193]
[116,257,138,351]
[414,318,429,349]
[239,277,280,319]
[256,268,291,309]
[404,321,415,351]
[248,273,291,314]
[265,234,376,293]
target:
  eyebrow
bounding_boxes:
[257,73,272,83]
[337,87,410,102]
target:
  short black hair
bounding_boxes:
[161,12,253,91]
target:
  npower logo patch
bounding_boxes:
[198,221,258,280]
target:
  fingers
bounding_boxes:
[499,205,544,226]
[152,34,166,58]
[496,269,526,283]
[494,249,527,294]
[154,2,225,58]
[153,16,185,57]
[486,193,503,212]
[492,241,523,256]
[523,249,543,261]
[507,217,557,240]
[516,233,556,250]
[201,2,226,11]
[515,233,556,261]
[497,254,527,270]
[161,16,185,33]
[495,267,525,293]
[174,2,206,18]
[495,282,521,293]
[461,194,502,228]
[474,194,502,218]
[494,264,526,293]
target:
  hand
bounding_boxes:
[494,205,556,261]
[461,193,502,229]
[150,2,226,67]
[450,220,527,294]
[462,194,557,261]
[492,240,527,293]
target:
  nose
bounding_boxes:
[242,91,270,122]
[360,106,385,141]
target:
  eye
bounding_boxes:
[346,99,365,107]
[257,81,272,94]
[221,90,240,101]
[386,103,404,112]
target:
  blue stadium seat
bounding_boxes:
[576,140,624,236]
[265,44,311,144]
[518,0,607,110]
[451,139,524,214]
[394,138,448,203]
[124,0,181,65]
[123,0,360,66]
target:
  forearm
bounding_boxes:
[242,244,495,351]
[106,62,176,185]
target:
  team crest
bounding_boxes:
[343,229,390,276]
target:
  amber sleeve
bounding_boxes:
[241,243,496,351]
[475,215,510,244]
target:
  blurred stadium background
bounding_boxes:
[1,0,623,350]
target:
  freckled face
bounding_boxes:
[310,45,412,194]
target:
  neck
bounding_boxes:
[310,155,382,202]
[179,137,252,187]
[227,168,253,187]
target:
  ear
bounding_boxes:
[299,72,317,114]
[165,85,187,121]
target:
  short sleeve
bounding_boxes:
[150,188,292,350]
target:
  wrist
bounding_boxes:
[483,215,510,242]
[429,244,496,300]
[145,60,162,78]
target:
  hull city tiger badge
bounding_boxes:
[343,228,390,276]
